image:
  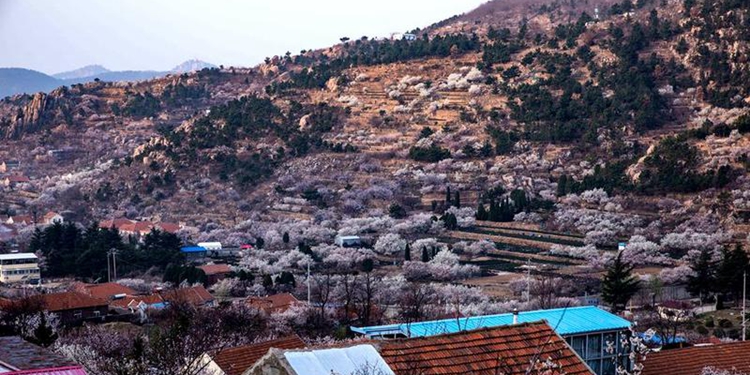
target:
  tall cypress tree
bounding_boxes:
[445,186,452,206]
[602,252,640,312]
[476,203,488,220]
[717,245,749,301]
[454,191,461,208]
[404,244,411,261]
[687,248,716,303]
[421,247,429,262]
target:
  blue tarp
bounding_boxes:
[180,246,207,253]
[352,306,632,338]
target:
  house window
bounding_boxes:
[571,336,586,358]
[587,334,602,359]
[74,310,83,319]
[601,359,616,375]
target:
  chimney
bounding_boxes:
[512,308,519,324]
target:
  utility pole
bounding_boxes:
[112,249,117,281]
[107,249,118,282]
[526,258,532,303]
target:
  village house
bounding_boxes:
[0,160,20,173]
[246,293,301,314]
[99,217,181,237]
[110,285,215,314]
[198,263,232,285]
[37,291,109,326]
[2,175,30,188]
[6,215,33,226]
[181,245,208,259]
[352,306,632,375]
[199,335,306,375]
[247,321,594,375]
[0,253,40,284]
[43,211,64,225]
[0,336,87,375]
[74,282,137,301]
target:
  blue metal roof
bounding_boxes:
[351,306,631,338]
[180,246,207,253]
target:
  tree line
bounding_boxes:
[28,222,183,280]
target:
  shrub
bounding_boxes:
[408,145,451,162]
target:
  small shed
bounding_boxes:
[181,246,207,259]
[334,235,361,247]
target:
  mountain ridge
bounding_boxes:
[0,59,217,98]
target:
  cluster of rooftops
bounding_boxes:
[1,302,750,375]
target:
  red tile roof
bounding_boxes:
[212,335,306,375]
[5,175,30,183]
[10,215,34,225]
[37,292,107,312]
[119,221,154,235]
[246,293,300,313]
[99,218,135,229]
[641,341,750,375]
[198,264,232,276]
[74,282,136,300]
[155,222,181,233]
[378,322,594,375]
[160,286,214,306]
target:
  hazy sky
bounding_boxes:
[0,0,486,75]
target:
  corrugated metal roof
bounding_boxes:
[284,344,394,375]
[352,306,631,338]
[0,253,37,261]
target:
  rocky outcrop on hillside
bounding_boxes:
[0,0,749,240]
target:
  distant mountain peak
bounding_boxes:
[52,65,110,80]
[171,59,217,73]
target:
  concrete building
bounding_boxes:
[0,253,40,284]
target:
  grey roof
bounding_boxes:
[0,336,77,370]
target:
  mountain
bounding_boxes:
[0,68,60,98]
[61,70,168,85]
[171,59,217,73]
[0,59,216,98]
[52,65,110,80]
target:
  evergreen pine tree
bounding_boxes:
[282,232,290,243]
[601,252,641,312]
[557,175,569,197]
[717,245,749,301]
[476,203,488,220]
[687,248,716,303]
[29,312,58,347]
